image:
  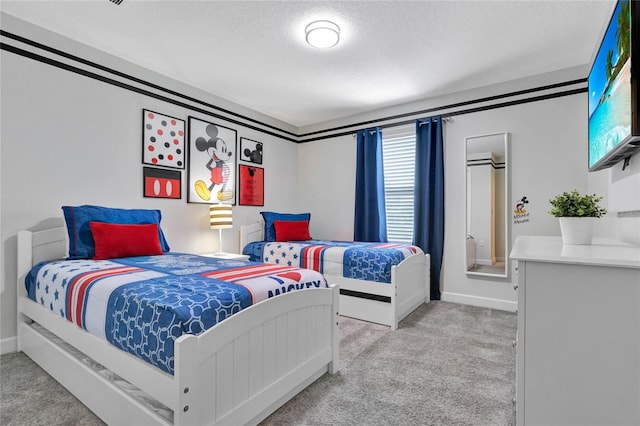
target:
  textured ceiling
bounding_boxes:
[0,0,614,128]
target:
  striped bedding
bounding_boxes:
[243,240,422,283]
[25,253,327,374]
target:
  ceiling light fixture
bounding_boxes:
[305,20,340,49]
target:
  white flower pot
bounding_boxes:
[559,217,596,245]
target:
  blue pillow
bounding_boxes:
[260,211,311,242]
[62,205,170,259]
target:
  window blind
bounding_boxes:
[382,127,416,243]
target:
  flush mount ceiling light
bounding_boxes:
[305,20,340,48]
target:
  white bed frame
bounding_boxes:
[17,227,340,425]
[240,222,430,330]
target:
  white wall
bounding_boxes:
[443,95,588,310]
[297,135,357,241]
[588,152,640,245]
[298,90,590,312]
[0,15,299,348]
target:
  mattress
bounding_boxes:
[243,240,422,283]
[25,252,328,374]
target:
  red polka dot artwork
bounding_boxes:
[142,109,185,169]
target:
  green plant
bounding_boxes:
[548,189,607,217]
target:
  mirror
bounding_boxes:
[465,132,509,278]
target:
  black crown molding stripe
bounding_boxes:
[0,29,298,139]
[297,78,587,139]
[0,29,587,144]
[447,87,587,118]
[0,41,299,143]
[298,87,587,143]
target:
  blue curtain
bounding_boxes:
[354,127,387,242]
[414,116,444,300]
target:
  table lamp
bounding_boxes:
[210,204,233,255]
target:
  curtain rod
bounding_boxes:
[418,116,451,126]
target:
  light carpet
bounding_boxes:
[1,301,517,425]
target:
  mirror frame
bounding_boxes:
[464,132,509,278]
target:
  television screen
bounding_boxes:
[588,0,639,171]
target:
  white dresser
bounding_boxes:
[510,236,640,426]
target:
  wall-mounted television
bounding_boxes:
[588,0,640,172]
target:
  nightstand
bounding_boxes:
[201,252,250,261]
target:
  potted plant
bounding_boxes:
[549,189,607,245]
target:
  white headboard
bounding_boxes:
[17,227,67,300]
[239,221,264,251]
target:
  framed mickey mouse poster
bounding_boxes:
[142,109,185,169]
[187,116,237,204]
[240,137,263,165]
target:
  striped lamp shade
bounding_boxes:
[210,204,233,229]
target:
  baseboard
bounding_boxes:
[1,336,17,355]
[441,292,517,312]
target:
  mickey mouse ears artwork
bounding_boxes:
[240,138,263,165]
[187,116,237,205]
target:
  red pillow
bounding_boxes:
[273,220,311,242]
[89,222,164,260]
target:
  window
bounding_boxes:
[382,126,416,243]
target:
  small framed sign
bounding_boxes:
[238,164,264,206]
[143,167,181,199]
[240,137,263,164]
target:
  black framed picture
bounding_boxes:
[187,117,237,204]
[142,109,185,169]
[240,137,263,165]
[143,166,181,199]
[238,164,264,206]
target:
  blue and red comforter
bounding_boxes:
[243,240,422,283]
[25,253,327,374]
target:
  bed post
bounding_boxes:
[16,231,33,352]
[173,334,201,425]
[390,267,399,331]
[329,284,340,374]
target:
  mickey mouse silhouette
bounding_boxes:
[193,124,233,201]
[515,196,529,214]
[243,142,263,164]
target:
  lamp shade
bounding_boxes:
[210,204,233,229]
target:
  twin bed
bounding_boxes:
[240,219,430,330]
[16,205,340,426]
[16,206,430,425]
